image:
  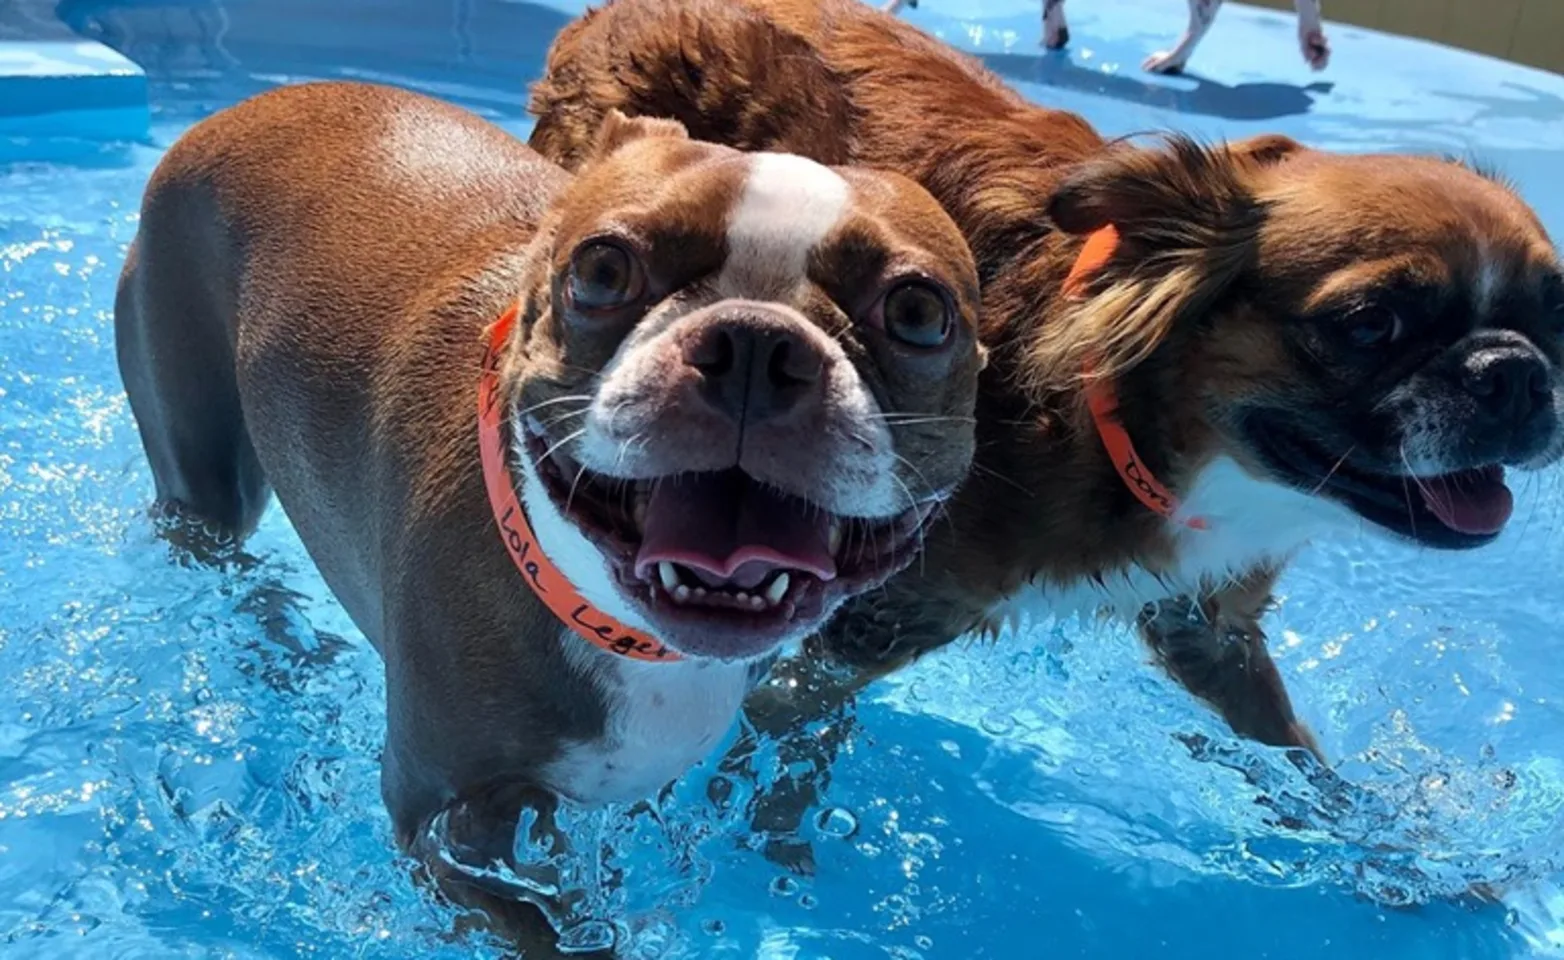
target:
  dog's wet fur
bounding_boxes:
[528,0,1564,883]
[115,80,983,952]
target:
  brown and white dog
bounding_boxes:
[881,0,1329,75]
[114,80,983,946]
[529,0,1563,841]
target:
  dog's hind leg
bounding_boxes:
[1142,0,1223,74]
[1138,566,1323,761]
[115,202,271,560]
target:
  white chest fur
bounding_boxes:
[541,640,756,806]
[997,455,1362,627]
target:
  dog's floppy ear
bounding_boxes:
[1036,135,1302,383]
[590,109,689,162]
[1047,134,1301,236]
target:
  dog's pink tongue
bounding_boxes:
[635,471,837,587]
[1419,466,1513,535]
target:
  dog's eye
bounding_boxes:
[877,280,955,349]
[568,240,644,312]
[1343,306,1402,348]
[1542,274,1564,326]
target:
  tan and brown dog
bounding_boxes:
[528,0,1564,837]
[114,80,984,947]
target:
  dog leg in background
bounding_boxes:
[730,582,989,873]
[1143,0,1223,74]
[1138,567,1323,761]
[726,653,867,875]
[1296,0,1330,70]
[1043,0,1070,49]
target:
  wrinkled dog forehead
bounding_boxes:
[555,145,858,294]
[554,142,978,311]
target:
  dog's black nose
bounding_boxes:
[1462,347,1551,426]
[682,308,826,424]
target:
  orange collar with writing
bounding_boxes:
[477,306,681,663]
[1062,226,1208,532]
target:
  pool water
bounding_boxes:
[3,0,1564,957]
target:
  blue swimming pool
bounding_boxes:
[3,0,1564,956]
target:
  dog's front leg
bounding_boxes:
[403,781,612,958]
[1143,0,1224,74]
[1138,566,1323,760]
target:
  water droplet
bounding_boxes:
[702,919,726,936]
[814,806,859,839]
[798,893,818,910]
[915,935,934,950]
[979,711,1015,736]
[557,919,616,954]
[769,875,799,897]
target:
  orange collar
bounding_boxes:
[478,306,681,662]
[1062,226,1208,532]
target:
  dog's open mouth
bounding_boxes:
[1251,419,1514,548]
[521,421,939,654]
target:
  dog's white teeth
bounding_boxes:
[657,561,679,591]
[673,584,691,603]
[734,591,752,606]
[749,594,766,611]
[827,520,843,555]
[692,587,707,599]
[765,572,790,606]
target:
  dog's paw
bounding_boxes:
[763,835,819,876]
[1142,51,1187,75]
[1300,28,1330,70]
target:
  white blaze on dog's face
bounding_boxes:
[501,113,983,660]
[1045,136,1564,554]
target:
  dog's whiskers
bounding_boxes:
[869,413,977,426]
[885,469,931,575]
[515,394,594,419]
[542,407,591,430]
[615,432,644,473]
[538,428,587,469]
[1397,443,1425,539]
[1307,444,1357,496]
[564,462,591,518]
